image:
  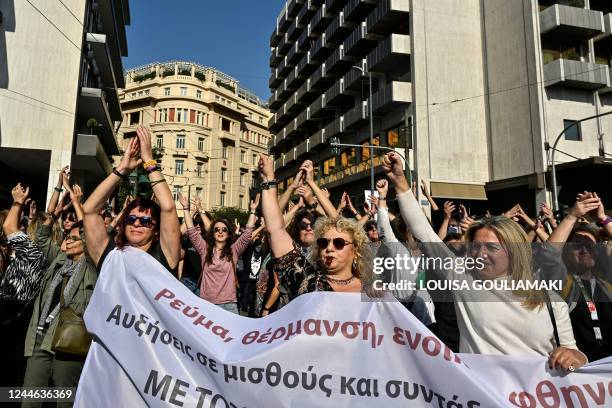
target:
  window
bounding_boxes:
[388,127,400,147]
[239,195,244,209]
[564,119,582,141]
[240,172,245,186]
[144,89,150,95]
[198,137,204,151]
[252,154,257,165]
[164,87,171,96]
[176,134,185,149]
[249,112,253,119]
[259,117,263,124]
[175,160,184,175]
[240,150,246,162]
[222,145,229,159]
[173,186,181,201]
[176,108,188,123]
[221,118,231,132]
[221,169,228,182]
[138,91,143,96]
[323,157,336,176]
[195,187,203,199]
[180,87,187,96]
[156,135,164,149]
[159,108,168,122]
[197,163,203,177]
[196,90,202,99]
[220,192,226,207]
[129,111,140,125]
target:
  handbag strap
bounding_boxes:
[545,292,560,348]
[59,276,69,308]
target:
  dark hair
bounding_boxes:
[0,211,10,273]
[561,225,611,280]
[443,233,463,243]
[288,210,318,245]
[364,220,377,232]
[115,197,161,249]
[102,211,113,220]
[204,219,236,265]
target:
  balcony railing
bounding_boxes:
[319,154,384,186]
[325,11,354,44]
[367,34,411,72]
[540,4,604,41]
[311,4,331,33]
[543,59,610,90]
[371,81,412,113]
[343,0,378,22]
[367,0,411,35]
[298,0,319,26]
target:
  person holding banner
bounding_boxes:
[382,151,587,372]
[259,155,374,300]
[83,126,181,277]
[180,193,259,314]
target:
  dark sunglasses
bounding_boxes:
[317,237,353,250]
[125,215,154,228]
[298,222,313,231]
[62,214,77,222]
[214,226,228,233]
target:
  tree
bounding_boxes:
[209,207,249,225]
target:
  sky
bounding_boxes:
[123,0,287,100]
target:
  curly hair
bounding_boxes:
[204,219,236,265]
[288,209,318,245]
[115,197,161,249]
[307,217,374,286]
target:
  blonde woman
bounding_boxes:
[258,155,373,301]
[382,152,587,372]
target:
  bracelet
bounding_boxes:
[112,168,127,179]
[12,202,24,207]
[54,187,63,193]
[150,179,166,188]
[597,216,612,227]
[145,165,160,174]
[142,159,157,169]
[261,180,278,190]
[250,211,257,215]
[262,307,270,312]
[379,196,386,200]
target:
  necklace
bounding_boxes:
[326,275,356,286]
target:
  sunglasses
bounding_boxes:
[317,237,353,250]
[214,227,228,233]
[298,222,313,231]
[125,215,154,228]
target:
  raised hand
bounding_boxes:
[299,160,315,182]
[250,193,261,212]
[290,170,305,189]
[443,201,455,220]
[569,195,601,219]
[70,184,84,204]
[258,154,275,181]
[369,194,379,208]
[382,152,409,193]
[136,126,154,162]
[320,187,330,199]
[337,192,348,211]
[11,183,29,204]
[376,179,389,197]
[118,136,142,173]
[178,192,189,209]
[29,200,37,218]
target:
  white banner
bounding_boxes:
[76,247,612,408]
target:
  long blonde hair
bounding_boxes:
[308,217,374,286]
[464,216,545,310]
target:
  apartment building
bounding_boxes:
[0,0,129,206]
[269,0,612,214]
[118,61,271,216]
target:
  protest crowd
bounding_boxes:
[0,125,610,406]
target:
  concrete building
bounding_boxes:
[118,61,271,216]
[0,0,130,206]
[269,0,612,214]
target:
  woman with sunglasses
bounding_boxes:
[22,181,97,401]
[179,194,259,314]
[382,151,587,373]
[83,126,181,276]
[259,155,374,302]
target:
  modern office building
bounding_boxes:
[0,0,130,206]
[269,0,612,214]
[118,61,271,215]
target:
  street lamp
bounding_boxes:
[351,65,375,193]
[545,110,612,212]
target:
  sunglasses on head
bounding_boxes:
[317,237,353,250]
[298,222,313,231]
[214,226,228,233]
[125,215,154,228]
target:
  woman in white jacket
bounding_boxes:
[382,152,587,372]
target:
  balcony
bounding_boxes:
[326,44,355,74]
[310,94,331,119]
[543,59,609,90]
[269,69,282,90]
[287,66,303,90]
[297,78,319,104]
[73,134,113,178]
[270,47,282,68]
[367,0,411,35]
[326,78,352,106]
[298,23,317,51]
[288,15,305,41]
[324,116,346,139]
[278,56,292,79]
[220,131,237,142]
[270,26,283,47]
[326,0,349,13]
[288,42,305,65]
[297,50,318,79]
[325,11,354,44]
[371,81,412,113]
[343,59,368,90]
[86,33,121,89]
[278,7,293,33]
[540,4,604,41]
[274,154,286,171]
[367,34,411,72]
[298,0,319,25]
[278,33,292,55]
[296,139,309,157]
[605,13,612,36]
[344,22,378,58]
[311,33,335,61]
[309,128,327,150]
[344,0,378,22]
[78,88,119,155]
[344,101,368,129]
[310,63,335,90]
[286,119,298,138]
[312,4,332,33]
[288,0,305,17]
[269,90,283,110]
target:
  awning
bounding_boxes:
[430,181,487,200]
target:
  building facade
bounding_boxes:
[269,0,612,214]
[0,0,129,206]
[118,61,271,216]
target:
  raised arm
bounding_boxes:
[300,160,338,218]
[278,171,304,213]
[548,194,601,244]
[4,184,29,236]
[178,193,195,231]
[137,126,181,269]
[64,181,85,222]
[437,201,455,240]
[376,179,398,243]
[46,165,68,214]
[420,180,439,212]
[83,136,141,265]
[259,154,294,258]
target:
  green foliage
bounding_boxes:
[209,207,249,225]
[133,71,156,82]
[216,80,236,93]
[161,69,174,78]
[178,69,191,76]
[194,71,206,81]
